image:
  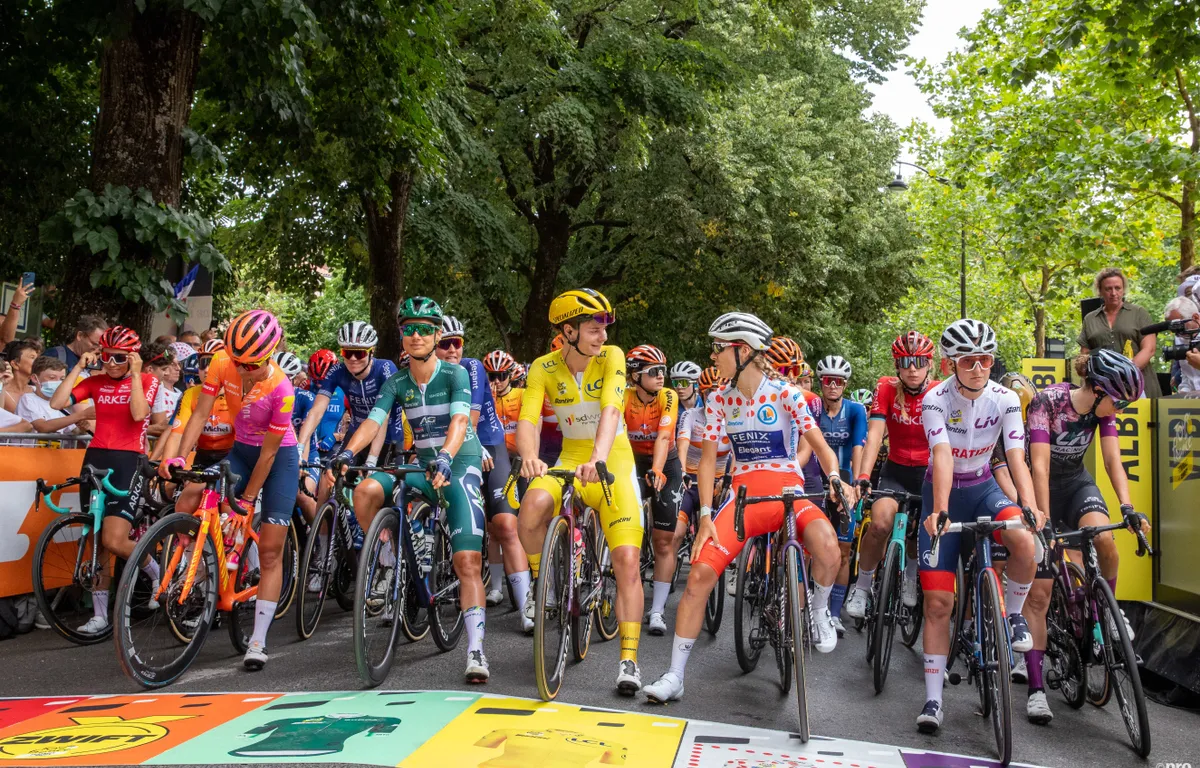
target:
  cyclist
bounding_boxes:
[511,362,527,389]
[848,388,874,407]
[624,344,683,637]
[643,312,856,704]
[486,350,522,455]
[536,336,565,467]
[916,319,1044,733]
[846,331,938,622]
[1019,349,1149,725]
[163,310,300,671]
[49,326,162,634]
[676,367,731,530]
[515,288,645,695]
[797,361,814,392]
[332,297,490,683]
[439,317,531,631]
[161,345,236,470]
[803,355,868,635]
[670,361,702,411]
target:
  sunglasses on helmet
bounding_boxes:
[341,348,373,360]
[896,355,931,369]
[437,338,463,351]
[400,323,439,338]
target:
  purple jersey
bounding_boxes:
[1027,383,1118,479]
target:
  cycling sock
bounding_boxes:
[1005,578,1032,615]
[141,559,161,582]
[1106,576,1117,594]
[464,606,485,654]
[250,599,276,647]
[669,634,695,678]
[924,654,947,705]
[811,582,833,614]
[508,570,531,605]
[1025,649,1045,692]
[830,583,847,618]
[854,567,875,591]
[619,621,640,663]
[489,563,506,591]
[651,581,671,616]
[528,553,540,579]
[92,590,109,620]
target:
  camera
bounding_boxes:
[1140,318,1199,361]
[1163,335,1199,362]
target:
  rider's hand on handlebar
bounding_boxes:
[157,456,184,480]
[427,450,454,489]
[691,515,720,564]
[520,455,547,479]
[857,475,871,497]
[923,510,950,538]
[576,461,603,486]
[1120,504,1150,535]
[1028,504,1047,531]
[647,468,666,492]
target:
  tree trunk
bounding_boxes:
[1034,264,1050,357]
[362,168,414,361]
[57,2,203,338]
[512,212,572,361]
[1182,181,1195,273]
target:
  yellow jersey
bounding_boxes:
[474,728,626,768]
[519,346,628,447]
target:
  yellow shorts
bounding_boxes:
[527,440,644,551]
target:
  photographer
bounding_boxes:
[1162,296,1200,393]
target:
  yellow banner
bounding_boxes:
[1021,358,1066,391]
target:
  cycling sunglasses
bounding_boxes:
[438,338,463,351]
[896,355,931,369]
[711,341,736,355]
[957,354,994,371]
[776,364,801,378]
[487,370,510,381]
[341,348,373,360]
[672,379,694,389]
[640,365,666,378]
[100,352,128,366]
[821,376,848,388]
[1095,387,1130,411]
[236,359,267,371]
[198,355,213,368]
[400,323,438,338]
[589,312,615,326]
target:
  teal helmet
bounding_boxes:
[847,388,873,406]
[397,296,443,325]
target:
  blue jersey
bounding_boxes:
[318,357,402,443]
[294,382,346,454]
[810,398,868,478]
[461,357,504,447]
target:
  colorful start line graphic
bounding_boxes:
[0,693,1046,767]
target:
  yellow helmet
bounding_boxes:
[1000,371,1037,419]
[549,288,614,326]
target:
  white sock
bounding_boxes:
[924,654,947,705]
[854,567,875,591]
[380,539,396,567]
[489,563,506,591]
[669,634,695,678]
[92,590,109,620]
[1006,578,1032,616]
[250,599,276,647]
[464,606,485,654]
[142,559,161,582]
[812,582,833,613]
[508,570,532,605]
[651,581,671,616]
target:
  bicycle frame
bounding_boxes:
[37,466,128,587]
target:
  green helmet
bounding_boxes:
[847,388,874,406]
[397,296,443,325]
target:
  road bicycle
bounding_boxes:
[295,460,366,639]
[862,487,924,693]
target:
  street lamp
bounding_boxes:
[886,161,968,320]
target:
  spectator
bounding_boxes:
[1077,267,1162,398]
[1179,274,1199,302]
[17,356,94,437]
[2,339,39,413]
[178,329,202,351]
[154,334,176,345]
[200,326,220,344]
[0,277,33,345]
[141,342,180,437]
[46,314,107,370]
[1164,296,1200,393]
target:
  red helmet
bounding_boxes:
[626,344,667,373]
[892,331,934,360]
[224,310,283,364]
[483,350,516,374]
[698,366,728,394]
[511,362,527,384]
[308,349,337,381]
[201,339,225,355]
[765,336,804,370]
[100,325,140,353]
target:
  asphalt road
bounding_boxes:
[4,579,1196,768]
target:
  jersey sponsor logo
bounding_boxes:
[927,427,945,438]
[0,716,193,759]
[583,379,604,398]
[1008,430,1024,442]
[1005,405,1021,414]
[759,404,778,425]
[553,396,574,405]
[557,382,568,395]
[974,415,999,430]
[728,429,789,460]
[731,407,741,419]
[951,444,994,459]
[96,393,130,405]
[924,403,944,414]
[659,414,671,426]
[541,358,559,371]
[404,388,418,404]
[280,395,294,414]
[949,409,963,424]
[946,424,966,434]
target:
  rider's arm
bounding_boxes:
[296,392,331,457]
[849,402,868,479]
[50,357,89,411]
[367,415,389,464]
[698,439,718,511]
[859,418,886,481]
[516,363,546,460]
[439,364,474,459]
[923,395,952,514]
[589,350,627,464]
[1099,434,1133,509]
[802,428,842,481]
[350,375,400,457]
[128,365,155,423]
[1000,394,1038,512]
[1029,442,1051,515]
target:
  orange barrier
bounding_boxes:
[0,446,87,598]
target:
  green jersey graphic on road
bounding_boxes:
[229,714,400,757]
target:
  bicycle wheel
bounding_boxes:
[593,517,619,642]
[979,569,1012,765]
[428,519,464,652]
[947,557,967,672]
[1048,574,1086,709]
[296,501,336,639]
[572,511,597,661]
[114,512,217,689]
[354,507,405,687]
[33,513,109,645]
[534,515,571,701]
[639,524,654,587]
[785,547,810,743]
[774,551,792,694]
[227,537,262,654]
[1093,580,1150,757]
[273,523,300,620]
[704,566,725,636]
[871,542,901,694]
[734,539,766,673]
[899,566,924,648]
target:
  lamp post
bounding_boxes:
[886,161,968,320]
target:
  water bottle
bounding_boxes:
[1092,620,1104,659]
[412,517,433,576]
[573,527,584,583]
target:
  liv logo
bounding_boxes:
[974,416,999,430]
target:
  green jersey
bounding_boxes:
[230,714,400,757]
[369,359,482,463]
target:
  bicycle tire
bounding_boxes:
[428,518,464,652]
[734,539,765,673]
[871,542,900,694]
[899,568,924,649]
[114,513,217,689]
[273,523,300,620]
[785,547,810,742]
[1093,579,1150,757]
[593,517,619,642]
[296,501,336,639]
[33,513,109,645]
[1048,574,1086,709]
[774,549,792,694]
[572,509,596,661]
[354,507,404,687]
[947,557,967,673]
[534,515,571,701]
[704,566,725,636]
[980,568,1012,765]
[227,538,260,654]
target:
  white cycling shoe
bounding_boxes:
[77,615,110,635]
[616,660,642,695]
[647,612,667,636]
[643,671,685,703]
[843,587,869,619]
[811,608,838,653]
[485,588,504,607]
[1027,690,1053,725]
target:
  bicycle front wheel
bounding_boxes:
[734,538,766,673]
[704,566,725,636]
[593,518,619,642]
[296,501,336,640]
[428,519,464,652]
[534,515,571,701]
[1048,573,1086,709]
[979,569,1012,765]
[572,510,597,661]
[354,507,405,687]
[871,542,901,694]
[33,513,109,645]
[1094,580,1150,757]
[899,566,924,649]
[774,550,792,694]
[114,513,217,689]
[785,547,810,742]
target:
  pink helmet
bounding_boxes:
[224,310,283,364]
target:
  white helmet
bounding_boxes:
[816,355,852,379]
[441,315,465,339]
[338,321,378,350]
[670,361,702,381]
[708,312,772,351]
[274,351,303,378]
[939,319,997,359]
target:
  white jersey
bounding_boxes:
[705,377,817,476]
[922,379,1025,479]
[679,397,730,476]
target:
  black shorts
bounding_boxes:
[481,441,516,521]
[634,451,684,532]
[1049,472,1109,533]
[194,448,230,469]
[82,447,143,524]
[877,460,926,498]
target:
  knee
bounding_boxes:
[100,526,125,553]
[810,527,840,564]
[652,532,674,556]
[923,591,953,621]
[1025,583,1052,614]
[1095,533,1118,560]
[684,565,717,597]
[1004,531,1035,562]
[454,553,481,578]
[258,545,281,570]
[353,481,383,510]
[870,508,894,537]
[492,514,519,541]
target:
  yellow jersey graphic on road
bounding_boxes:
[474,728,627,768]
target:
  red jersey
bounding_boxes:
[870,376,937,467]
[71,373,160,453]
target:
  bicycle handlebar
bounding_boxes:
[167,461,243,514]
[37,465,129,515]
[1048,519,1154,558]
[504,456,615,505]
[733,483,832,543]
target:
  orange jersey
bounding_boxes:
[624,386,678,456]
[171,385,236,452]
[493,386,524,452]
